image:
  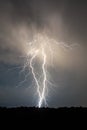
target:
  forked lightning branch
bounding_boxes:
[19,33,77,108]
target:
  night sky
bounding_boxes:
[0,0,87,107]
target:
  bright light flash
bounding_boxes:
[19,33,78,108]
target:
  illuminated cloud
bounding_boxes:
[0,0,87,107]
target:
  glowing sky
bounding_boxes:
[0,0,87,107]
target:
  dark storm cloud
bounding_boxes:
[0,0,62,28]
[0,0,87,107]
[0,0,87,42]
[0,0,64,64]
[61,1,87,45]
[0,0,87,62]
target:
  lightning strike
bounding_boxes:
[38,47,47,108]
[16,32,78,108]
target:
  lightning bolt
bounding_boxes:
[38,47,47,107]
[29,46,47,108]
[15,32,78,108]
[29,50,42,107]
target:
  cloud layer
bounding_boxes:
[0,0,87,107]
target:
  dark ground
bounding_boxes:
[0,107,87,128]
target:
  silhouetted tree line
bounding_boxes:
[0,107,87,128]
[0,106,87,119]
[0,107,87,129]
